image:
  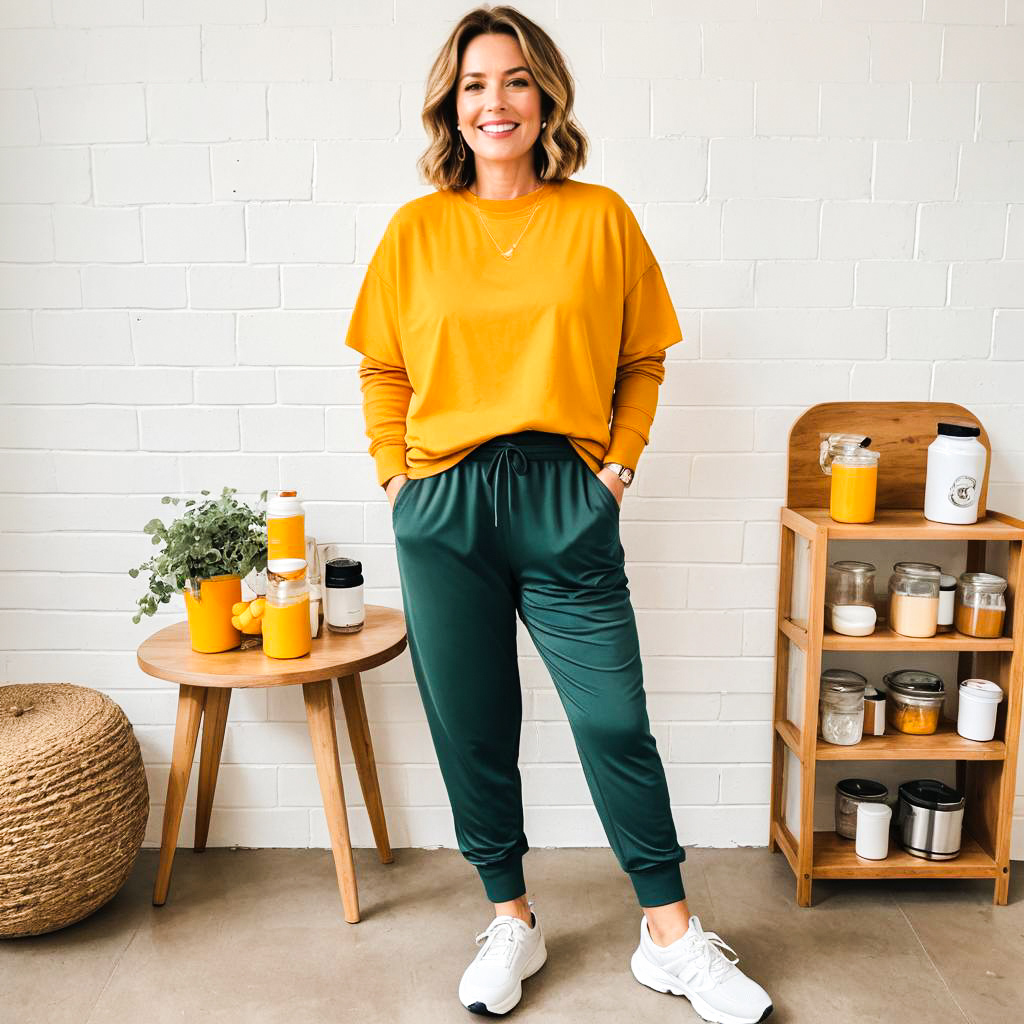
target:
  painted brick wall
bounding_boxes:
[1,0,1022,859]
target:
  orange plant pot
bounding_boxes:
[184,574,242,653]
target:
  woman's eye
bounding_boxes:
[465,79,530,90]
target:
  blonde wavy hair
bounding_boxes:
[417,5,589,191]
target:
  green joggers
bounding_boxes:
[392,430,686,908]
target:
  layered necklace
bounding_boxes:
[468,184,546,260]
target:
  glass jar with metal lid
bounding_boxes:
[825,561,877,636]
[820,669,867,746]
[954,572,1007,639]
[887,562,941,638]
[834,778,889,840]
[883,669,945,735]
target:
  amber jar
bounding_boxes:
[954,572,1007,638]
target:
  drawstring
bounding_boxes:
[483,444,529,528]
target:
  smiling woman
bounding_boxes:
[344,6,773,1023]
[416,7,588,195]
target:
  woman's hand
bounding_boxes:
[596,466,625,507]
[385,473,409,508]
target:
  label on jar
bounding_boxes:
[325,582,364,627]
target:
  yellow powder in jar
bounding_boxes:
[887,700,940,735]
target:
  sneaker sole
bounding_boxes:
[630,947,773,1024]
[464,936,548,1016]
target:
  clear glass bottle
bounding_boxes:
[887,562,941,638]
[954,572,1007,638]
[820,669,867,746]
[825,561,877,636]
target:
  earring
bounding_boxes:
[541,120,547,129]
[457,134,466,162]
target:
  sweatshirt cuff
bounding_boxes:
[373,442,410,488]
[604,426,647,473]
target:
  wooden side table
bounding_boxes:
[136,603,407,923]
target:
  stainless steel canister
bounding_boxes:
[896,779,965,860]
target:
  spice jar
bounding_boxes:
[835,778,889,840]
[820,669,867,746]
[267,490,306,561]
[263,558,312,660]
[924,422,987,525]
[883,669,945,735]
[825,561,877,636]
[887,562,940,638]
[936,573,957,634]
[324,556,365,633]
[819,434,880,524]
[954,572,1007,638]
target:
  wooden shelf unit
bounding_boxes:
[769,403,1024,906]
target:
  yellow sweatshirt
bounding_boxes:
[344,178,683,486]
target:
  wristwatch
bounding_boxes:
[602,462,634,487]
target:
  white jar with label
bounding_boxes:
[324,556,364,633]
[924,423,987,525]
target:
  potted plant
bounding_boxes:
[129,487,268,653]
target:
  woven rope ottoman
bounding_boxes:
[0,683,149,937]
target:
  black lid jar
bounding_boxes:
[323,557,364,633]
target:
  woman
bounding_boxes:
[345,7,772,1023]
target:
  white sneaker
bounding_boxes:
[630,914,773,1024]
[458,900,547,1016]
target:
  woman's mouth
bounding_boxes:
[478,123,519,139]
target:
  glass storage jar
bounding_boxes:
[835,778,889,840]
[883,669,945,735]
[954,572,1007,638]
[887,562,941,638]
[825,560,877,636]
[820,669,868,746]
[263,557,312,660]
[819,434,880,524]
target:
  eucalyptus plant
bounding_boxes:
[129,487,269,624]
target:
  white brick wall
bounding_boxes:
[2,1,1023,861]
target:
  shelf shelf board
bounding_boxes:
[812,829,998,879]
[788,507,1024,541]
[822,623,1014,652]
[815,719,1006,761]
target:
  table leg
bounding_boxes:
[337,673,393,865]
[303,678,360,923]
[153,683,207,906]
[195,687,231,852]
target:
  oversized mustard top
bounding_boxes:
[344,178,683,486]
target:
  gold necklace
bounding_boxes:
[469,185,545,260]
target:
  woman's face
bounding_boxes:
[455,32,543,178]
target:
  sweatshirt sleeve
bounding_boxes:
[606,259,683,470]
[344,223,412,487]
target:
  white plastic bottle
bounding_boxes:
[923,423,987,525]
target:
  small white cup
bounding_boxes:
[855,802,891,860]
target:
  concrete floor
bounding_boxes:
[2,845,1021,1024]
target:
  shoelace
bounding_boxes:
[684,920,740,986]
[474,918,524,968]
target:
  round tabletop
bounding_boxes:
[136,604,407,689]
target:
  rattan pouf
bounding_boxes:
[0,683,149,937]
